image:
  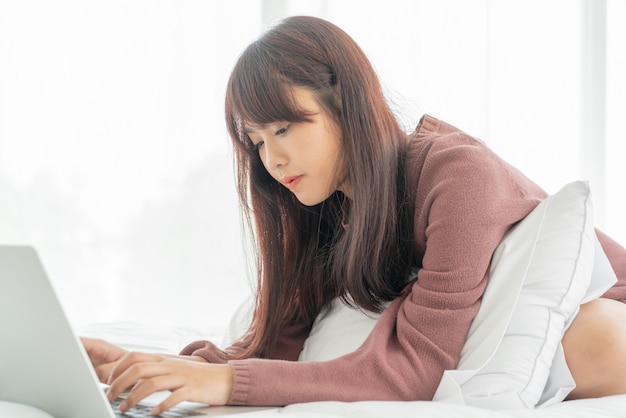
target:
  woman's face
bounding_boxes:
[244,87,350,206]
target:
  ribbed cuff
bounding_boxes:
[227,361,251,405]
[178,340,228,364]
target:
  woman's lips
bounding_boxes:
[281,175,303,191]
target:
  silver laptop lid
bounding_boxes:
[0,245,114,418]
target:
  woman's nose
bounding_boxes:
[262,141,287,169]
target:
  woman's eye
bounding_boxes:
[275,125,289,136]
[252,141,264,151]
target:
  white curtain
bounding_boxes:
[1,0,624,333]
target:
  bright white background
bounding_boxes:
[1,0,624,336]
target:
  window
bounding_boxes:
[1,1,623,333]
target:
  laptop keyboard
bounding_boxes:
[111,398,203,417]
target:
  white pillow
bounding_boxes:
[222,294,385,359]
[298,297,385,362]
[433,181,615,409]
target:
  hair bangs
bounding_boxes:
[226,41,315,150]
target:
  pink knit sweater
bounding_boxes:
[180,115,626,406]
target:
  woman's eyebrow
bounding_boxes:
[242,124,267,135]
[243,120,294,135]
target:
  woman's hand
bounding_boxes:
[105,352,233,415]
[81,337,129,383]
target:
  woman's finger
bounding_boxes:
[107,351,163,384]
[81,337,128,366]
[94,362,116,383]
[106,355,167,400]
[118,373,184,412]
[152,388,189,416]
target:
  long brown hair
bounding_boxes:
[225,16,413,359]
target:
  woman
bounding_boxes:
[84,16,626,415]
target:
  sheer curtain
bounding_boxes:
[1,0,623,333]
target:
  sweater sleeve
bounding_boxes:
[223,127,547,406]
[179,321,311,362]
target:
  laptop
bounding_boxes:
[0,245,276,417]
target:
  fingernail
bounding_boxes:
[151,407,160,416]
[118,401,127,412]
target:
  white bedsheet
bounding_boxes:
[247,396,626,418]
